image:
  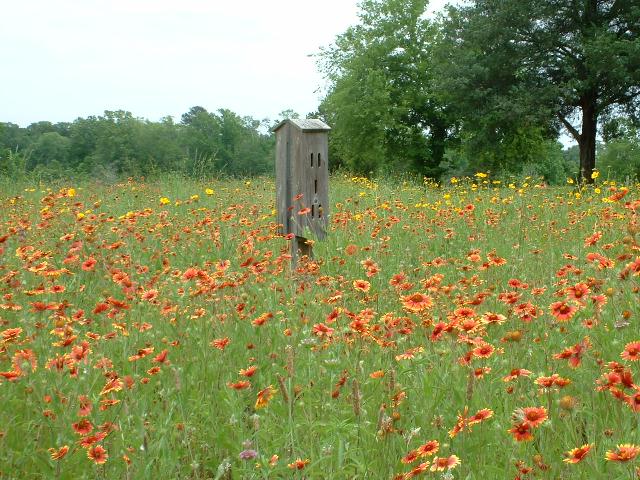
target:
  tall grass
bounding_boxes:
[0,173,639,479]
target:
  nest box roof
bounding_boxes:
[272,118,331,133]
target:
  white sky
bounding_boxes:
[1,0,452,126]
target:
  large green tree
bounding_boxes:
[436,0,640,182]
[319,0,453,177]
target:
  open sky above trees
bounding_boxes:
[1,0,451,126]
[1,0,638,183]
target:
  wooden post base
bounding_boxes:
[292,235,313,267]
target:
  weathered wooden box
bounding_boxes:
[273,118,330,240]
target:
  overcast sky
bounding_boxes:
[1,0,453,126]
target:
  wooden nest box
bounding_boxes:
[273,119,331,256]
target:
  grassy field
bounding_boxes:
[1,173,639,479]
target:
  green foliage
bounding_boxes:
[440,127,572,184]
[598,127,640,181]
[434,0,640,182]
[0,107,275,181]
[318,0,453,177]
[0,148,28,180]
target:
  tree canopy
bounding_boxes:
[318,0,454,177]
[433,0,640,181]
[318,0,639,182]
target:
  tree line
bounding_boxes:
[318,0,640,183]
[1,0,639,184]
[0,107,275,181]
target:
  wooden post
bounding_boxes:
[273,119,331,268]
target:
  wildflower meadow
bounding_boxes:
[1,173,640,479]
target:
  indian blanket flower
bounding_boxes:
[312,323,335,337]
[227,380,251,390]
[469,408,493,425]
[566,282,590,302]
[550,301,578,322]
[1,327,22,343]
[509,422,534,442]
[100,377,123,396]
[516,407,548,428]
[87,445,108,464]
[472,342,495,359]
[535,373,571,389]
[402,450,420,464]
[211,337,230,350]
[430,455,460,471]
[78,395,92,417]
[622,342,640,361]
[503,368,532,382]
[416,440,439,457]
[401,293,433,312]
[48,445,69,460]
[353,280,371,293]
[606,444,640,462]
[239,365,257,377]
[553,337,591,368]
[564,444,593,464]
[287,458,310,470]
[255,386,276,409]
[81,257,97,271]
[72,419,93,435]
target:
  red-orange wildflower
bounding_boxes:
[622,341,640,361]
[128,347,154,362]
[553,337,591,368]
[81,257,97,271]
[87,445,108,464]
[100,377,123,396]
[211,337,230,350]
[482,312,506,324]
[605,444,640,462]
[584,231,602,247]
[401,293,433,313]
[287,458,310,470]
[563,443,593,464]
[550,301,578,322]
[517,407,548,428]
[353,280,371,292]
[401,449,420,464]
[312,323,335,337]
[78,395,92,417]
[566,282,590,302]
[503,368,532,382]
[509,422,533,442]
[239,365,257,377]
[255,385,276,409]
[626,389,640,412]
[469,408,493,425]
[227,380,251,390]
[48,445,69,460]
[535,373,571,389]
[430,455,460,471]
[416,440,439,457]
[152,349,170,364]
[1,327,22,343]
[406,461,430,477]
[252,312,273,326]
[72,419,93,435]
[472,343,495,359]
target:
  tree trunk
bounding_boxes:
[578,95,597,184]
